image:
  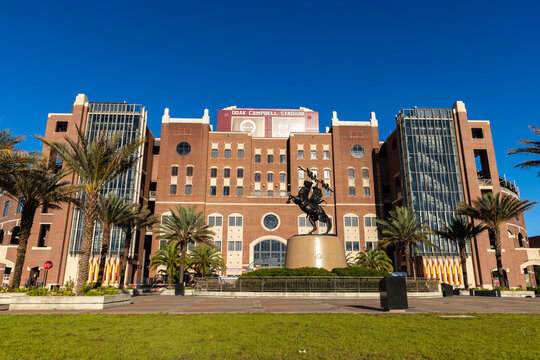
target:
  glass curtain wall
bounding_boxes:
[69,102,146,255]
[397,108,466,256]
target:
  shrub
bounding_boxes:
[242,267,336,277]
[26,288,49,296]
[85,286,120,296]
[331,266,390,277]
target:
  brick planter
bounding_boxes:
[9,294,131,310]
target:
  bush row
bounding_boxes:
[242,266,391,277]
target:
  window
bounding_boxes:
[324,169,331,179]
[38,224,50,247]
[3,201,9,217]
[518,234,524,248]
[228,241,242,251]
[311,169,317,178]
[365,242,374,250]
[298,170,304,179]
[349,187,356,196]
[186,166,193,176]
[223,186,230,196]
[185,185,192,195]
[362,169,369,179]
[325,188,331,197]
[267,173,274,182]
[236,186,243,196]
[187,242,195,251]
[55,121,68,132]
[211,149,218,158]
[267,190,274,197]
[224,168,230,178]
[348,168,355,178]
[2,267,11,286]
[298,150,304,159]
[210,186,217,196]
[238,149,244,159]
[352,242,360,251]
[229,216,243,226]
[364,217,377,227]
[208,216,223,227]
[323,151,330,160]
[263,214,279,230]
[10,226,20,245]
[363,187,371,196]
[224,149,231,158]
[254,190,261,196]
[176,142,191,155]
[0,230,3,245]
[16,198,24,213]
[280,190,287,197]
[255,154,261,163]
[152,141,160,155]
[171,166,178,176]
[210,168,217,178]
[280,155,286,163]
[344,216,359,227]
[169,185,177,195]
[237,168,244,178]
[472,128,484,139]
[311,150,317,159]
[280,173,286,183]
[350,144,365,158]
[267,154,274,163]
[214,241,222,250]
[254,173,261,182]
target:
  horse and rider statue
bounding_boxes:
[286,166,333,235]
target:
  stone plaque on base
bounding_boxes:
[284,234,347,270]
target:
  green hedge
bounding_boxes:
[331,266,391,277]
[242,267,336,277]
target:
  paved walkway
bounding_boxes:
[2,293,539,314]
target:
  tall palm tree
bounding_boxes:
[148,241,182,285]
[377,207,438,276]
[0,129,22,157]
[95,194,132,285]
[38,126,144,294]
[0,161,76,288]
[434,215,486,289]
[0,130,34,177]
[117,203,158,288]
[187,244,225,277]
[156,206,215,288]
[355,248,394,272]
[457,192,535,287]
[508,126,540,176]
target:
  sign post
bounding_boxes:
[43,261,53,288]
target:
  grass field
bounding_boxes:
[0,314,538,359]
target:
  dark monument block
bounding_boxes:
[379,276,408,311]
[441,283,454,297]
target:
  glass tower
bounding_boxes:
[396,108,465,256]
[69,102,146,255]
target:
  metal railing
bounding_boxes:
[193,277,439,293]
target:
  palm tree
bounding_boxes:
[434,215,486,289]
[0,129,22,157]
[508,126,540,176]
[38,126,144,294]
[117,203,158,288]
[148,241,182,285]
[187,244,225,277]
[355,248,394,272]
[457,192,535,287]
[377,207,438,276]
[95,194,132,285]
[156,206,215,289]
[0,130,34,177]
[0,161,76,288]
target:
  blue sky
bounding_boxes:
[1,1,539,233]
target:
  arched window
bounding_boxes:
[267,172,274,182]
[186,166,194,176]
[10,226,20,245]
[171,166,178,176]
[518,233,524,248]
[210,167,217,178]
[253,240,287,268]
[254,172,261,182]
[362,168,369,179]
[348,168,355,178]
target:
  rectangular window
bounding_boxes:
[238,149,244,159]
[472,128,484,139]
[38,224,50,247]
[211,149,218,158]
[185,185,192,195]
[55,121,68,132]
[280,155,286,163]
[255,154,261,163]
[159,240,168,250]
[224,168,230,178]
[325,188,331,197]
[324,170,331,179]
[169,185,177,195]
[210,186,217,196]
[171,166,178,176]
[298,170,304,179]
[364,217,372,227]
[345,217,359,227]
[365,242,374,250]
[224,149,231,158]
[267,190,274,197]
[237,168,244,178]
[210,168,217,178]
[16,198,24,213]
[186,166,193,176]
[235,217,243,226]
[223,186,230,196]
[346,241,353,251]
[348,169,355,178]
[254,190,261,196]
[236,186,243,196]
[311,150,317,159]
[363,187,371,196]
[229,216,242,226]
[323,151,330,160]
[280,173,286,182]
[352,242,360,251]
[228,241,235,251]
[267,154,274,163]
[345,217,351,227]
[214,241,222,250]
[255,173,261,182]
[299,217,307,227]
[235,241,242,251]
[298,150,304,159]
[280,190,287,197]
[352,217,359,227]
[267,173,274,182]
[349,187,356,196]
[209,216,222,227]
[362,169,369,179]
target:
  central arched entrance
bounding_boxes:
[253,239,287,268]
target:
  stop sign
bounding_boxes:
[43,261,53,270]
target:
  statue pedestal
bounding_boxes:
[285,234,347,270]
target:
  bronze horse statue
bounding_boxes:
[286,178,332,235]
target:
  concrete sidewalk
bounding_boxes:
[2,293,539,314]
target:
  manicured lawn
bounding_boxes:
[0,314,538,359]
